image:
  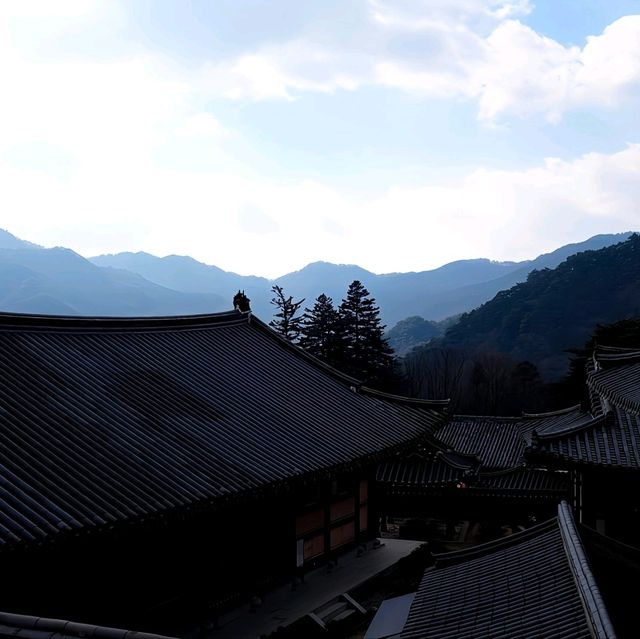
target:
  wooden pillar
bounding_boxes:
[572,469,583,523]
[323,480,332,561]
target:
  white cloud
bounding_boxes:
[576,16,640,106]
[2,1,640,126]
[0,0,108,20]
[474,16,640,122]
[0,0,638,279]
[474,20,582,122]
[200,40,366,101]
[237,205,280,235]
[369,0,532,29]
[0,2,233,182]
[195,2,640,123]
[372,13,640,122]
[375,61,472,98]
[213,54,295,101]
[177,113,226,138]
[2,138,638,276]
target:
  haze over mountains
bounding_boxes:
[0,229,633,333]
[91,232,632,325]
[0,230,225,316]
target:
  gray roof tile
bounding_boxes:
[401,503,616,639]
[0,311,447,547]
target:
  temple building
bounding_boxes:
[1,305,638,637]
[0,310,447,634]
[377,345,640,544]
[528,346,640,542]
[377,413,569,538]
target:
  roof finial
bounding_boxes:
[233,290,251,313]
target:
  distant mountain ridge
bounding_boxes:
[0,228,633,325]
[90,251,270,316]
[0,245,225,316]
[92,232,633,325]
[0,228,41,250]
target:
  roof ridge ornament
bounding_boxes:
[233,290,251,313]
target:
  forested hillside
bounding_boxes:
[440,235,640,379]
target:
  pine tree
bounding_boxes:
[299,293,342,364]
[269,285,305,342]
[338,280,395,384]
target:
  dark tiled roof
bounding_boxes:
[528,349,640,469]
[473,467,570,495]
[593,346,640,364]
[532,408,640,469]
[378,413,570,496]
[0,612,176,639]
[579,523,640,638]
[377,458,568,498]
[589,348,640,416]
[436,416,527,471]
[376,450,478,488]
[401,502,616,639]
[523,405,595,438]
[0,311,447,548]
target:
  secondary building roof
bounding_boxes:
[530,347,640,469]
[400,502,617,639]
[0,611,176,639]
[588,347,640,415]
[376,449,479,489]
[435,416,526,472]
[377,412,570,499]
[0,311,447,549]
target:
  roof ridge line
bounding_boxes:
[450,413,520,421]
[595,344,640,354]
[0,611,176,639]
[251,316,450,410]
[433,516,559,567]
[360,387,450,409]
[533,412,609,442]
[0,309,248,332]
[249,315,364,387]
[428,434,482,462]
[435,450,480,471]
[557,502,617,639]
[587,376,640,416]
[523,404,581,418]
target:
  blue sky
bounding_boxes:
[0,0,639,276]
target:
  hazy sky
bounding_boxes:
[1,0,639,277]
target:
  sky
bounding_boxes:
[1,0,639,278]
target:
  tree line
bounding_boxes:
[265,273,640,414]
[269,280,396,389]
[268,280,551,410]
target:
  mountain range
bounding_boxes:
[90,232,633,325]
[0,229,634,336]
[0,230,225,316]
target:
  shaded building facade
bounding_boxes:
[0,310,447,634]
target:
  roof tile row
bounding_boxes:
[0,312,447,547]
[400,503,616,639]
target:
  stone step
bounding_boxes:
[330,609,357,624]
[316,600,349,622]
